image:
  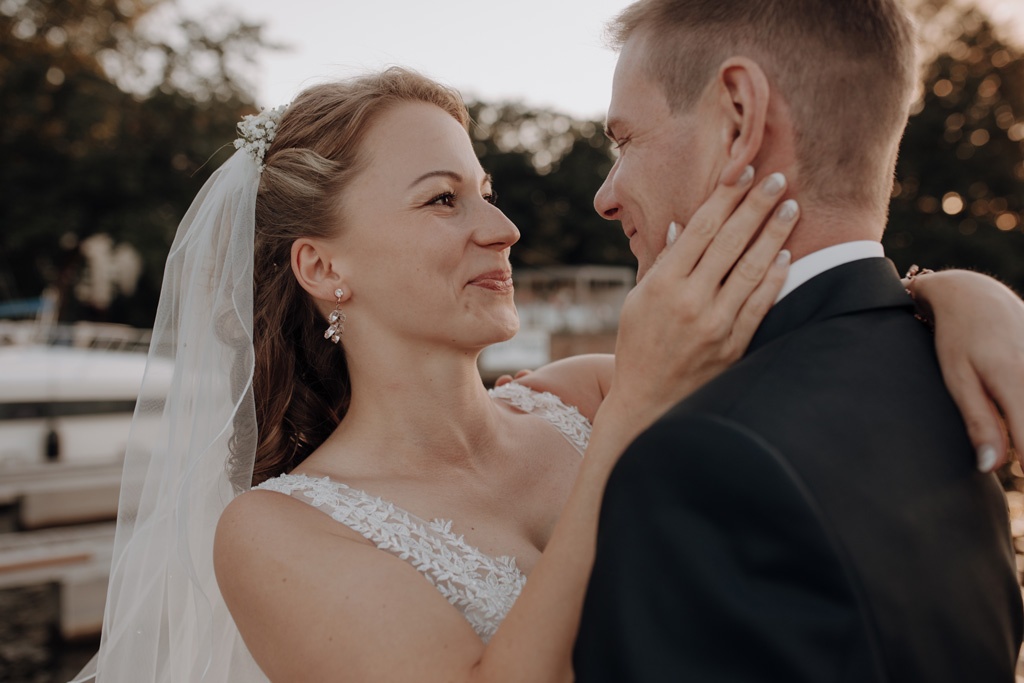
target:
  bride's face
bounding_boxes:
[334,101,521,352]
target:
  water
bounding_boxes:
[0,584,97,683]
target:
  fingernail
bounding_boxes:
[737,165,755,187]
[977,445,998,473]
[667,221,679,246]
[763,172,787,196]
[777,199,799,222]
[775,249,791,266]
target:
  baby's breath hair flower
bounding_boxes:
[234,104,288,171]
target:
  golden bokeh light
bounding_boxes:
[970,129,991,146]
[917,196,940,213]
[996,213,1020,231]
[978,76,1001,99]
[942,192,965,215]
[933,79,954,97]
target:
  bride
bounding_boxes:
[75,68,1024,682]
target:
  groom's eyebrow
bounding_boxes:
[408,170,494,189]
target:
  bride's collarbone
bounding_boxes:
[303,409,578,502]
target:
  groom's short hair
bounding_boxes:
[608,0,918,212]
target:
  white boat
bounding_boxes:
[0,322,170,528]
[0,321,169,467]
[0,322,172,639]
[0,344,151,467]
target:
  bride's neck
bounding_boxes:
[329,338,503,472]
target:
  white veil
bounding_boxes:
[71,150,269,682]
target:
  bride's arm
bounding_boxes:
[907,270,1024,471]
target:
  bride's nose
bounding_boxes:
[474,205,520,250]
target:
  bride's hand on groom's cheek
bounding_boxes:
[915,270,1024,472]
[607,168,798,436]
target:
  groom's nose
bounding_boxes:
[594,163,621,221]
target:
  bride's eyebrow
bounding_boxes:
[407,170,493,190]
[408,170,462,189]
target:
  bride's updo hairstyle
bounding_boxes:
[247,68,469,486]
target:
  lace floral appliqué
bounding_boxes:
[257,473,525,642]
[487,382,592,454]
[256,385,592,642]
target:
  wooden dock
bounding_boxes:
[0,461,120,638]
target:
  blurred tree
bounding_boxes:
[886,7,1024,292]
[3,0,1022,326]
[0,0,268,325]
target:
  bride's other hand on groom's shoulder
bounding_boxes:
[915,269,1024,472]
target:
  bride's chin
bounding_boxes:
[471,315,520,348]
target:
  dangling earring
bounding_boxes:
[324,288,346,344]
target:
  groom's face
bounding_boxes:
[596,36,722,281]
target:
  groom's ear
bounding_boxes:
[712,57,770,185]
[291,238,350,305]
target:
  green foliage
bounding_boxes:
[1,0,1023,325]
[0,0,265,325]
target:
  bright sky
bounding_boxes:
[177,0,629,120]
[177,0,1024,121]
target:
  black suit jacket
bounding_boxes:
[574,258,1023,682]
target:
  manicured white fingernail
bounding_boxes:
[667,221,679,246]
[977,445,998,473]
[737,165,755,187]
[775,249,791,266]
[777,199,799,222]
[763,172,787,196]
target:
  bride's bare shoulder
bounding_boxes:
[217,486,312,538]
[214,487,365,577]
[212,486,484,680]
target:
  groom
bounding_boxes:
[573,1,1023,680]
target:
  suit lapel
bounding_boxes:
[748,258,915,355]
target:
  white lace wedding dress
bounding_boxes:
[255,383,593,642]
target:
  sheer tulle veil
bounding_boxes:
[71,149,269,682]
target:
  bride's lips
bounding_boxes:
[468,269,514,292]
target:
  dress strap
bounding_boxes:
[488,382,592,455]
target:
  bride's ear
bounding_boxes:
[291,238,350,304]
[713,57,770,185]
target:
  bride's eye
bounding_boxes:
[428,191,457,207]
[483,191,498,205]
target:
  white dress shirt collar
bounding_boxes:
[775,241,886,304]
